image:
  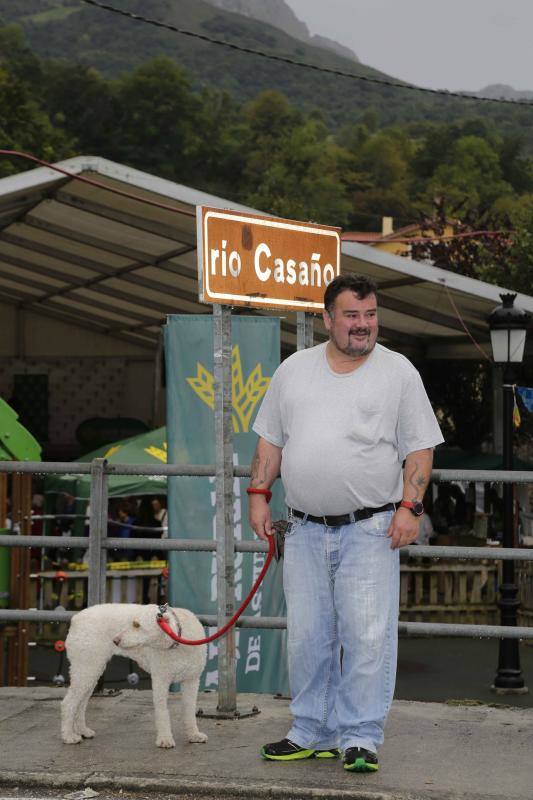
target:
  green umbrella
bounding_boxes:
[0,398,41,607]
[45,426,168,500]
[0,397,41,461]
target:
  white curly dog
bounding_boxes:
[61,603,207,748]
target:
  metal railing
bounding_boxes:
[1,460,533,703]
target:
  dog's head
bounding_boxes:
[113,605,179,650]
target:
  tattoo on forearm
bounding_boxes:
[250,453,260,482]
[250,452,270,487]
[407,461,428,501]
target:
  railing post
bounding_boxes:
[296,311,314,350]
[87,458,108,606]
[493,372,527,692]
[213,304,237,713]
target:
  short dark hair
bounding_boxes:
[324,274,378,313]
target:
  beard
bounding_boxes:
[330,327,377,357]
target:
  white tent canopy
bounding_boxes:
[1,155,532,360]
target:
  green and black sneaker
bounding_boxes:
[343,746,379,772]
[261,738,341,761]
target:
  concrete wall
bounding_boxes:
[0,356,156,448]
[0,303,164,456]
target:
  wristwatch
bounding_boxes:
[399,500,424,517]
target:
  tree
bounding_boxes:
[240,91,357,226]
[418,360,492,450]
[339,127,415,230]
[0,25,73,175]
[353,129,413,191]
[41,61,117,155]
[110,57,206,183]
[408,201,533,454]
[423,135,513,210]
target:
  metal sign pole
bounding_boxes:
[297,311,314,350]
[213,303,237,713]
[88,458,108,606]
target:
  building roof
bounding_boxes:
[1,155,532,360]
[341,231,383,243]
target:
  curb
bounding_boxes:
[0,771,410,800]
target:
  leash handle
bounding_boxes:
[157,533,275,645]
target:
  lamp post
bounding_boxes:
[488,293,529,693]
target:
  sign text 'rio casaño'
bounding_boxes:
[197,207,341,312]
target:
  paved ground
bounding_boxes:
[0,687,532,800]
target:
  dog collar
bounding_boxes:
[157,604,182,648]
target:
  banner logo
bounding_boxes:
[103,442,168,462]
[186,344,271,432]
[145,443,167,462]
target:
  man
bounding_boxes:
[248,274,443,773]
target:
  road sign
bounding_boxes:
[197,206,341,312]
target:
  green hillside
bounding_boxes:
[2,0,529,134]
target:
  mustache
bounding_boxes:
[349,328,370,335]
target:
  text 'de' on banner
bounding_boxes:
[164,314,288,694]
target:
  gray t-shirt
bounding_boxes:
[252,342,444,516]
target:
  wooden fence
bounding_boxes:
[26,559,520,638]
[400,560,499,625]
[28,565,166,643]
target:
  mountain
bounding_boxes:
[473,84,533,101]
[0,0,401,129]
[206,0,359,62]
[1,0,532,137]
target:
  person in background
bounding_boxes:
[151,497,168,537]
[31,494,44,536]
[134,496,167,561]
[110,500,136,561]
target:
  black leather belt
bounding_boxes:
[289,503,396,527]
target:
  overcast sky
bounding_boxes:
[285,0,533,92]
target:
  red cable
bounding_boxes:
[388,230,511,244]
[443,284,492,362]
[157,534,275,645]
[0,149,195,218]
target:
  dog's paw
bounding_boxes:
[156,736,176,748]
[80,727,95,739]
[188,732,208,744]
[62,733,82,744]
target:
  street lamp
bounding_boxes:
[488,292,529,693]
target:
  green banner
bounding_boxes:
[165,315,288,694]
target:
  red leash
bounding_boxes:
[156,534,275,645]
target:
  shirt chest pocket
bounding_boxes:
[350,407,381,444]
[349,391,394,442]
[354,396,383,418]
[351,394,384,424]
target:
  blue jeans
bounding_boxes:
[283,511,399,754]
